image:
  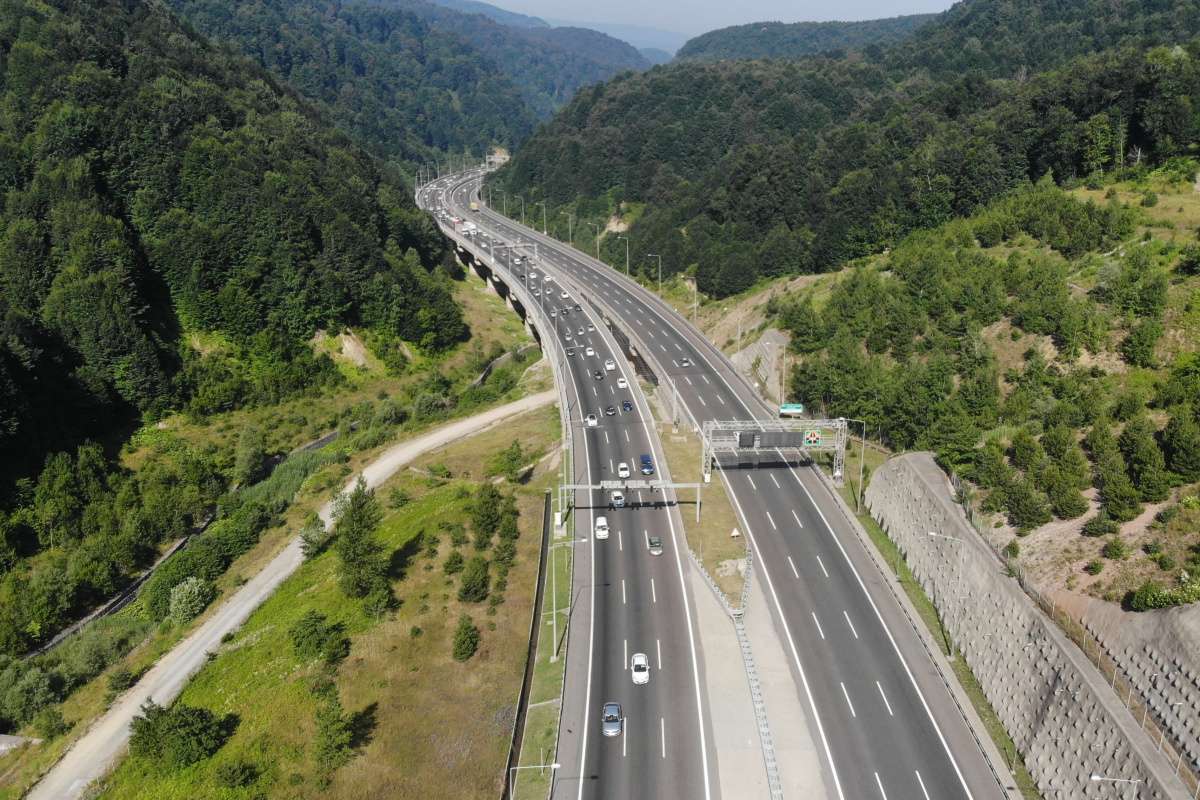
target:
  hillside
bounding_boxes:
[675,14,935,61]
[490,0,1200,297]
[166,0,537,163]
[428,0,549,28]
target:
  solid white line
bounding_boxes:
[915,771,931,800]
[651,578,657,603]
[621,579,626,605]
[660,717,666,759]
[817,555,829,578]
[623,724,627,758]
[812,612,825,639]
[840,682,857,718]
[844,610,859,640]
[624,638,628,670]
[766,511,777,530]
[791,509,803,527]
[877,681,895,716]
[788,556,799,579]
[746,475,757,491]
[770,474,780,489]
[874,772,888,799]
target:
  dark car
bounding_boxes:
[639,454,654,475]
[680,357,692,367]
[604,405,616,416]
[566,348,575,357]
[621,400,633,413]
[574,304,582,311]
[593,370,604,380]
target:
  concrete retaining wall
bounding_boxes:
[866,453,1189,799]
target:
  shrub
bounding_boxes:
[289,611,350,665]
[1084,560,1104,575]
[129,701,229,769]
[300,514,333,561]
[1178,245,1200,275]
[452,614,479,662]
[107,667,136,695]
[1141,191,1158,207]
[1143,541,1162,556]
[215,759,259,788]
[1155,554,1177,571]
[1102,537,1129,560]
[388,488,410,509]
[168,577,216,626]
[458,556,490,602]
[1081,514,1119,537]
[32,706,69,739]
[443,550,464,575]
[1002,539,1020,559]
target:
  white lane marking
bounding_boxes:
[791,509,804,528]
[770,474,780,489]
[746,475,757,491]
[698,395,707,407]
[625,638,628,670]
[623,722,627,758]
[660,717,666,759]
[644,530,650,549]
[592,386,598,397]
[624,429,630,442]
[702,375,710,385]
[844,611,859,640]
[812,612,825,639]
[657,638,662,669]
[840,682,857,718]
[618,529,623,552]
[915,771,930,800]
[817,555,829,578]
[603,430,609,445]
[659,344,667,352]
[717,395,726,404]
[685,376,693,386]
[874,772,888,799]
[766,511,777,530]
[609,458,614,473]
[621,579,626,605]
[788,556,799,579]
[651,578,657,603]
[877,681,895,716]
[674,341,682,351]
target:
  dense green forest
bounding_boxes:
[490,0,1200,297]
[675,14,935,61]
[167,0,537,163]
[0,0,471,657]
[775,173,1200,607]
[427,0,550,29]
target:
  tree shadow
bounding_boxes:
[388,535,424,581]
[349,702,378,750]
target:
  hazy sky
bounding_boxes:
[500,0,958,37]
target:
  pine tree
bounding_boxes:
[1163,409,1200,481]
[1119,415,1170,502]
[452,614,479,662]
[333,478,387,599]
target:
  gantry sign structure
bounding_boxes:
[700,418,849,486]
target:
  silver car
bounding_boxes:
[601,702,623,737]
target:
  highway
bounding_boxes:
[432,169,1009,800]
[418,177,718,799]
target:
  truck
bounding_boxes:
[469,201,479,212]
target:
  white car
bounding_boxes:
[585,347,595,357]
[617,377,628,389]
[586,413,598,427]
[611,490,625,509]
[529,272,538,280]
[604,360,616,372]
[631,652,649,685]
[617,462,630,479]
[594,515,609,540]
[587,323,595,332]
[544,275,553,282]
[513,257,523,265]
[565,331,572,340]
[560,291,569,300]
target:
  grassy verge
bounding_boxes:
[645,386,746,602]
[819,450,1042,800]
[94,406,561,799]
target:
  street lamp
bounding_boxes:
[508,763,561,799]
[586,221,600,261]
[516,195,525,226]
[560,210,574,245]
[842,417,868,513]
[617,234,630,275]
[646,253,662,294]
[534,200,547,235]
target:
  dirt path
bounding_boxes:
[28,390,557,800]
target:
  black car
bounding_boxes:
[566,348,576,357]
[574,304,582,311]
[604,405,616,416]
[593,370,604,380]
[621,400,633,413]
[680,357,692,367]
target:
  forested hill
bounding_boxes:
[675,14,935,61]
[490,0,1200,297]
[166,0,537,163]
[0,0,465,487]
[428,0,550,28]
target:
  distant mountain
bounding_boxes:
[428,0,548,28]
[640,47,673,65]
[676,15,935,61]
[546,18,688,54]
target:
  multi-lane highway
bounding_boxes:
[426,168,1009,800]
[418,176,717,799]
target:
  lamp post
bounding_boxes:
[586,222,600,261]
[516,195,525,226]
[535,200,547,235]
[617,234,629,275]
[508,763,561,799]
[647,253,662,294]
[560,211,574,245]
[1089,774,1142,795]
[842,418,868,513]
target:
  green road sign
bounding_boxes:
[804,430,822,446]
[779,403,805,417]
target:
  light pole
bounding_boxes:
[560,211,574,245]
[842,417,868,512]
[535,200,547,235]
[586,222,600,261]
[1090,774,1142,794]
[647,253,662,294]
[516,196,525,226]
[617,234,629,275]
[508,763,561,799]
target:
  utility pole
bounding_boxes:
[618,234,629,275]
[516,196,525,226]
[535,200,547,234]
[587,222,600,261]
[560,211,574,245]
[647,253,662,294]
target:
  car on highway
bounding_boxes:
[631,653,649,685]
[574,304,582,311]
[680,357,692,367]
[566,348,575,357]
[604,359,616,371]
[585,347,595,357]
[604,405,616,416]
[544,275,553,283]
[617,377,628,389]
[564,331,572,340]
[640,454,655,475]
[577,327,584,336]
[560,291,569,300]
[611,490,625,509]
[601,702,623,736]
[513,257,523,265]
[529,272,538,280]
[621,400,633,413]
[585,413,598,427]
[593,369,604,380]
[617,462,630,479]
[594,516,609,540]
[648,536,663,556]
[550,309,557,317]
[587,323,595,332]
